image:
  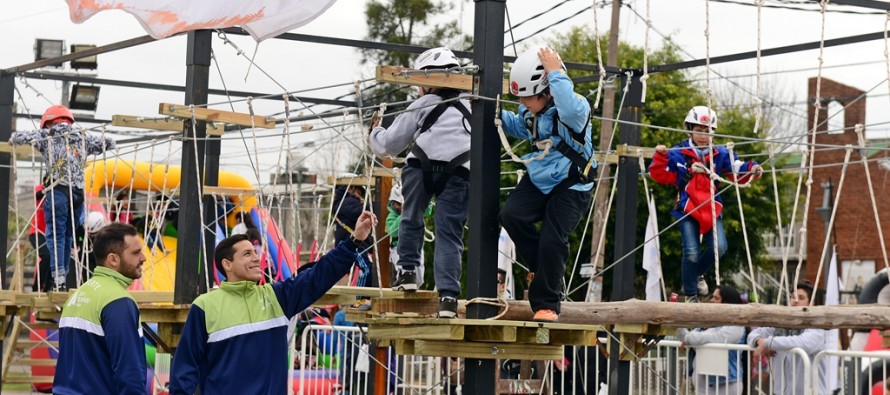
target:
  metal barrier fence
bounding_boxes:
[291,325,890,395]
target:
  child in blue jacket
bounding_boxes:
[649,106,762,302]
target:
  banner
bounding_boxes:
[642,199,663,301]
[66,0,337,41]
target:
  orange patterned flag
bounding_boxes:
[66,0,336,41]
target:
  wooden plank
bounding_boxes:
[312,294,355,307]
[14,340,59,348]
[112,114,224,135]
[158,103,276,129]
[369,324,464,341]
[140,305,191,323]
[516,327,549,344]
[465,325,517,343]
[497,379,545,394]
[203,185,257,196]
[131,291,175,304]
[8,358,56,366]
[392,339,415,355]
[326,286,437,299]
[616,144,656,159]
[371,298,438,316]
[158,323,183,349]
[548,329,599,346]
[410,340,563,361]
[376,65,511,94]
[0,142,42,160]
[613,323,672,336]
[4,375,54,384]
[326,176,377,188]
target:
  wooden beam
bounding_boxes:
[496,299,890,330]
[369,324,464,341]
[112,115,224,135]
[371,297,438,316]
[327,176,376,188]
[410,340,563,360]
[158,103,276,129]
[0,142,41,160]
[516,327,549,344]
[202,185,256,196]
[376,65,511,94]
[465,326,517,343]
[327,285,437,299]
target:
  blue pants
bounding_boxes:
[679,216,727,296]
[499,177,590,314]
[397,165,469,298]
[43,187,84,288]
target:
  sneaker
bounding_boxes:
[685,295,698,303]
[532,309,559,322]
[392,271,418,292]
[438,297,457,318]
[352,299,372,311]
[526,272,535,283]
[697,276,709,296]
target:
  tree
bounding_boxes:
[541,26,795,301]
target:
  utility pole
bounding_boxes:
[587,0,622,303]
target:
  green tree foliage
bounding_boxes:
[542,26,793,300]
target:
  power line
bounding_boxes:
[714,0,886,15]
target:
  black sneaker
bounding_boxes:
[392,271,418,292]
[438,296,457,318]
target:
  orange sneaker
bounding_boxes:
[526,273,535,282]
[533,309,558,322]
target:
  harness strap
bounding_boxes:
[410,89,472,196]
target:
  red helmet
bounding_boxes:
[40,105,75,129]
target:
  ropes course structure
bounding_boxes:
[2,1,890,394]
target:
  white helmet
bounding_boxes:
[509,46,564,97]
[684,106,718,130]
[389,183,404,204]
[86,211,107,234]
[414,47,460,70]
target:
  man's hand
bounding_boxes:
[538,47,563,74]
[352,211,377,242]
[368,112,381,134]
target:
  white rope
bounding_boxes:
[704,0,721,287]
[753,0,764,134]
[854,125,890,272]
[188,105,211,291]
[727,142,759,299]
[769,142,795,305]
[810,146,853,306]
[792,0,830,296]
[494,95,553,164]
[590,0,607,109]
[639,0,652,103]
[354,80,384,298]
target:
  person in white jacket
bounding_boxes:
[679,285,747,395]
[747,281,830,395]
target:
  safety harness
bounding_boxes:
[533,109,596,189]
[409,89,471,195]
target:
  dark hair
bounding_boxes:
[796,280,824,306]
[215,234,250,278]
[93,223,139,266]
[716,285,744,305]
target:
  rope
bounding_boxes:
[639,0,651,103]
[494,95,553,164]
[590,0,606,110]
[639,153,666,301]
[769,142,794,305]
[187,105,211,291]
[703,0,722,288]
[753,0,764,134]
[727,142,760,300]
[792,0,830,298]
[465,297,509,320]
[354,80,384,298]
[810,146,853,306]
[854,125,890,273]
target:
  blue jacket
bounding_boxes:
[500,70,595,194]
[649,139,760,233]
[169,239,360,395]
[54,266,146,395]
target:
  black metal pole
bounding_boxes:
[608,73,643,395]
[464,0,505,393]
[0,72,15,394]
[174,30,212,304]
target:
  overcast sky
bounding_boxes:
[3,0,890,186]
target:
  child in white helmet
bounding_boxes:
[498,47,596,322]
[369,47,471,318]
[649,106,763,302]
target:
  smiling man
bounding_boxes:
[169,211,377,395]
[54,223,148,395]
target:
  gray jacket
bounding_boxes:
[369,92,471,170]
[747,327,831,395]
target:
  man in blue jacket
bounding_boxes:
[54,223,147,394]
[169,211,377,395]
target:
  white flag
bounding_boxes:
[497,228,516,300]
[642,199,663,301]
[66,0,337,41]
[824,246,842,391]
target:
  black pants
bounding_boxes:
[499,177,590,313]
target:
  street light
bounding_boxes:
[70,44,98,70]
[34,39,64,68]
[69,85,100,111]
